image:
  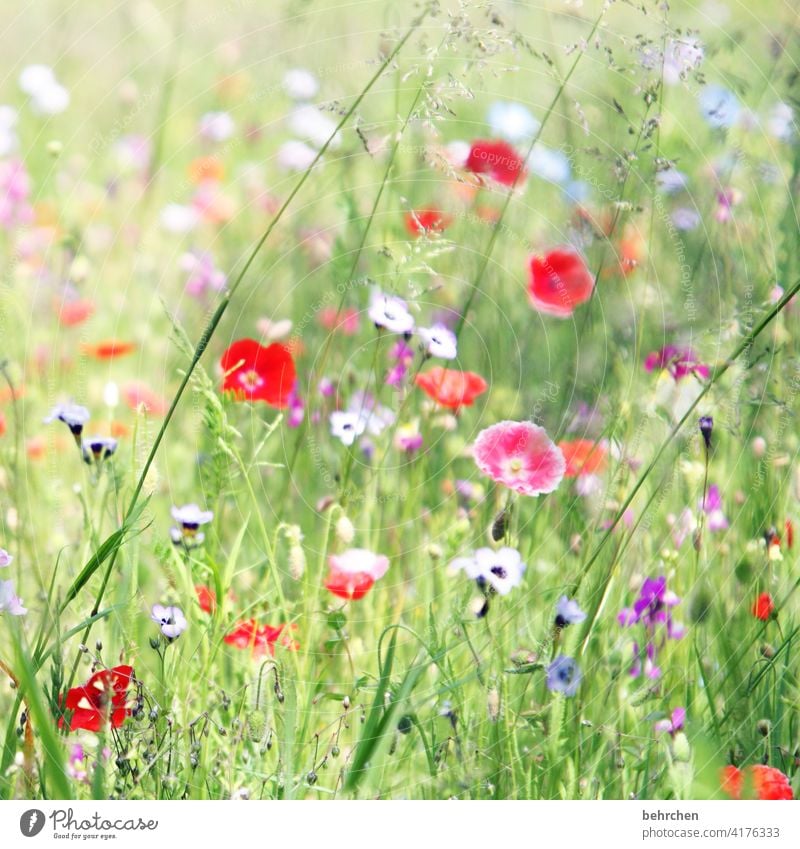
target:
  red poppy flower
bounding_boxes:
[415,367,488,410]
[0,412,6,438]
[58,665,135,733]
[404,208,452,237]
[721,765,793,800]
[224,619,298,657]
[220,339,296,408]
[785,519,794,549]
[465,139,526,187]
[58,299,95,327]
[195,584,217,614]
[752,592,775,621]
[80,340,137,359]
[528,248,595,318]
[325,570,375,600]
[559,439,606,477]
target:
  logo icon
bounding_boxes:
[20,810,45,837]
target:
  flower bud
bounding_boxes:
[335,515,355,545]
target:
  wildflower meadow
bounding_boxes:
[1,0,800,809]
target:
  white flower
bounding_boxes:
[150,604,188,640]
[527,144,571,184]
[171,504,214,526]
[159,203,198,234]
[283,68,319,100]
[44,403,90,436]
[330,410,366,446]
[288,104,340,149]
[0,106,19,156]
[663,38,704,85]
[199,111,235,142]
[766,102,795,141]
[419,324,457,360]
[103,382,120,408]
[451,547,526,596]
[31,83,70,116]
[0,579,26,616]
[445,140,471,167]
[277,140,318,171]
[18,65,57,95]
[368,290,415,334]
[486,101,540,142]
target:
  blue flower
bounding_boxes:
[699,85,741,129]
[546,655,581,696]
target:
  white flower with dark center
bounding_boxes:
[368,290,415,334]
[554,596,586,628]
[451,547,526,596]
[330,410,366,447]
[170,504,213,545]
[150,604,187,640]
[419,324,457,360]
[81,436,117,464]
[44,402,90,438]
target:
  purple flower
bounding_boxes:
[0,548,12,569]
[0,579,26,616]
[180,250,227,298]
[700,485,729,531]
[287,383,304,428]
[654,707,686,736]
[618,576,684,678]
[546,655,581,696]
[386,340,415,388]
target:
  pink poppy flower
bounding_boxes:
[472,420,566,497]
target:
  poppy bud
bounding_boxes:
[247,710,267,742]
[335,515,355,545]
[487,687,500,723]
[672,732,691,763]
[757,719,771,737]
[699,415,713,450]
[491,509,508,541]
[397,714,413,735]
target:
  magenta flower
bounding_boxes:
[644,345,709,381]
[473,421,565,497]
[0,158,34,230]
[654,707,686,736]
[700,484,729,531]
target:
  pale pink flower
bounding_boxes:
[472,420,565,497]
